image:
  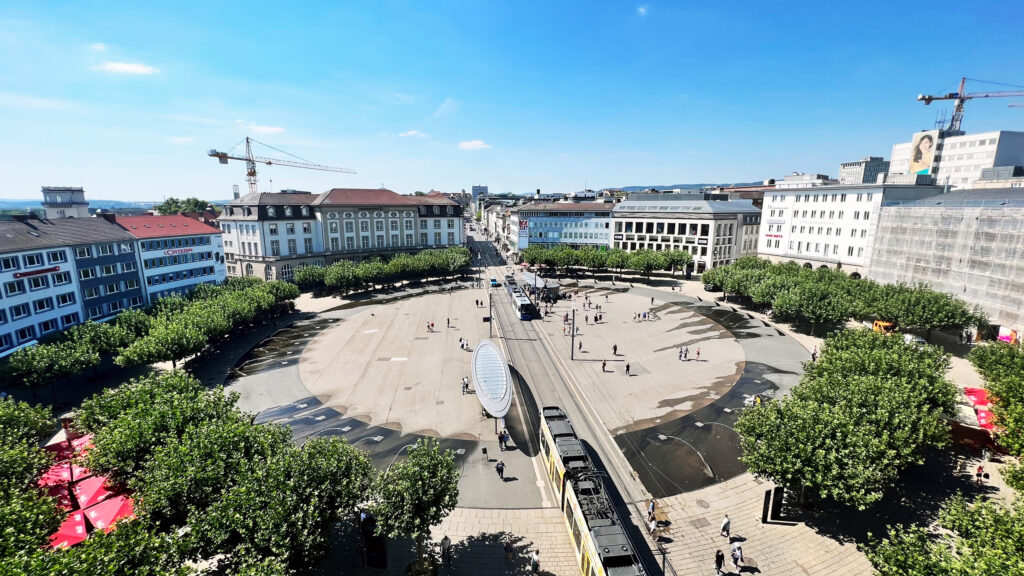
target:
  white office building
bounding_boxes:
[839,157,890,185]
[889,130,1024,189]
[507,203,613,253]
[758,184,944,276]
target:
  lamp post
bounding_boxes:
[570,308,576,360]
[385,444,416,475]
[694,421,737,435]
[656,433,713,478]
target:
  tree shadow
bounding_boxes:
[446,531,539,575]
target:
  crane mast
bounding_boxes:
[208,137,356,195]
[917,77,1024,134]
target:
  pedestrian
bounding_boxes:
[530,550,540,573]
[976,465,985,485]
[720,514,731,537]
[578,340,582,352]
[625,363,630,376]
[447,317,450,328]
[461,378,467,395]
[651,296,655,305]
[730,542,743,568]
[649,517,659,538]
[563,326,567,335]
[647,498,657,522]
[504,538,515,564]
[498,432,505,451]
[714,550,725,575]
[427,322,431,333]
[696,347,701,361]
[811,345,818,362]
[605,294,609,301]
[678,348,683,361]
[496,460,505,480]
[585,315,589,324]
[440,534,452,565]
[602,360,607,372]
[683,346,689,361]
[613,344,618,356]
[633,313,637,322]
[431,322,435,330]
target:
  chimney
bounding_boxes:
[13,214,30,223]
[100,213,117,224]
[233,184,240,199]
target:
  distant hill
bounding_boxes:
[0,198,159,212]
[602,182,765,193]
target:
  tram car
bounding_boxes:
[539,406,646,576]
[504,274,537,320]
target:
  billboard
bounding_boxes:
[909,130,938,175]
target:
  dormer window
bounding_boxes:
[284,206,293,216]
[267,206,277,217]
[244,207,252,216]
[301,206,309,217]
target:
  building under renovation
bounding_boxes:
[869,188,1024,336]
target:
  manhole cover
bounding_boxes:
[696,499,710,509]
[690,517,711,529]
[403,386,413,391]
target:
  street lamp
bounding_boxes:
[385,444,416,474]
[656,433,714,479]
[693,421,737,435]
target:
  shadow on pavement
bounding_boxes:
[507,366,541,458]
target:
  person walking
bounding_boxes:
[585,315,589,325]
[683,346,689,361]
[651,296,655,305]
[678,348,683,361]
[730,542,743,569]
[714,550,725,575]
[647,498,657,522]
[696,347,702,362]
[578,340,583,352]
[976,465,985,485]
[625,363,631,376]
[720,514,731,537]
[447,317,450,328]
[530,550,540,573]
[602,360,607,373]
[613,343,618,356]
[496,460,505,480]
[440,534,452,566]
[504,538,515,564]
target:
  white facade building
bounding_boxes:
[758,184,944,276]
[41,186,90,219]
[612,197,761,273]
[775,173,838,189]
[889,130,1024,189]
[839,157,890,185]
[508,203,613,252]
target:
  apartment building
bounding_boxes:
[114,215,226,301]
[889,130,1024,189]
[507,203,613,252]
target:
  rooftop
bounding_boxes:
[115,214,223,239]
[512,203,614,212]
[0,216,136,253]
[613,199,761,214]
[229,192,318,206]
[883,187,1024,208]
[313,188,458,207]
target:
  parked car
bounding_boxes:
[703,283,721,292]
[490,278,500,287]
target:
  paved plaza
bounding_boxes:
[218,237,1011,576]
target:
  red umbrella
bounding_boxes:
[73,475,113,509]
[964,387,990,407]
[43,442,75,462]
[48,511,88,548]
[46,484,75,511]
[84,495,135,532]
[37,461,91,488]
[977,409,996,431]
[70,434,94,450]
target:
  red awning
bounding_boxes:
[73,475,113,509]
[48,511,88,548]
[964,387,990,407]
[37,461,91,488]
[84,495,135,533]
[976,409,996,431]
[70,434,94,450]
[46,484,75,511]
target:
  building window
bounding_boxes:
[74,246,92,259]
[269,223,278,235]
[330,237,340,250]
[52,272,71,285]
[287,239,296,255]
[329,221,339,234]
[375,221,384,232]
[405,220,413,231]
[38,319,58,334]
[286,223,295,235]
[267,207,276,217]
[88,306,104,319]
[0,256,18,271]
[102,264,118,276]
[391,234,399,246]
[301,206,309,217]
[105,283,119,295]
[303,238,313,253]
[345,237,354,250]
[376,235,384,247]
[122,261,136,272]
[125,279,139,290]
[361,237,370,249]
[10,303,30,319]
[61,313,79,327]
[302,222,311,234]
[864,211,870,220]
[433,219,441,229]
[447,232,455,244]
[28,276,48,291]
[97,244,113,256]
[390,220,398,231]
[284,206,293,217]
[15,326,36,343]
[421,232,428,245]
[47,250,67,264]
[4,280,25,296]
[271,240,280,256]
[405,233,413,245]
[33,297,53,313]
[344,222,353,233]
[23,253,43,267]
[434,232,441,244]
[83,286,101,299]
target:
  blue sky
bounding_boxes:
[2,1,1023,202]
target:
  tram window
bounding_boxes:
[571,515,583,551]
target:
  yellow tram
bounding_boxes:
[539,406,645,576]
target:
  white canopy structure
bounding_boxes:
[471,339,514,418]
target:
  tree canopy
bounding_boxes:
[969,342,1024,456]
[294,246,471,294]
[153,197,215,215]
[736,329,955,509]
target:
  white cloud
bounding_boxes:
[637,5,647,16]
[433,97,461,118]
[89,43,106,52]
[399,130,428,138]
[94,61,159,75]
[458,140,491,150]
[0,91,79,111]
[236,120,285,135]
[167,136,194,144]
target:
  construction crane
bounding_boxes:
[918,77,1024,133]
[208,136,356,196]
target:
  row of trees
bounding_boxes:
[700,256,985,336]
[968,343,1024,457]
[5,278,300,388]
[293,247,471,293]
[153,197,216,215]
[2,371,461,575]
[519,245,694,278]
[736,328,956,509]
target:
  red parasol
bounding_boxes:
[73,475,113,509]
[45,484,75,511]
[37,461,91,488]
[83,495,135,533]
[43,442,75,462]
[48,511,88,548]
[963,387,990,407]
[976,409,996,431]
[70,433,94,450]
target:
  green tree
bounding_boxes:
[969,342,1024,455]
[153,197,215,215]
[626,249,665,279]
[0,398,60,559]
[663,249,694,276]
[293,264,327,291]
[867,494,1024,576]
[372,438,460,567]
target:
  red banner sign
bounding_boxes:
[163,248,193,256]
[14,266,60,279]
